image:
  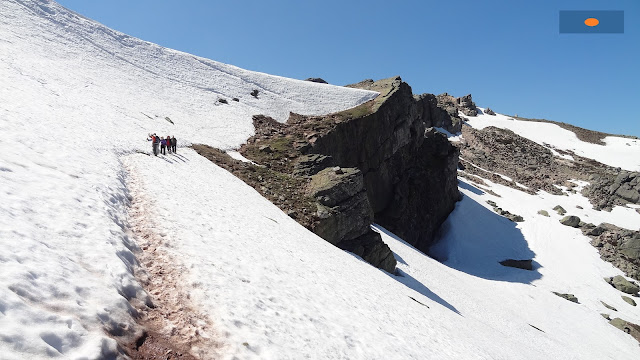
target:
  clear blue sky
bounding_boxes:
[56,0,640,137]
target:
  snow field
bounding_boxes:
[0,0,377,358]
[432,176,640,326]
[464,108,640,172]
[124,148,640,360]
[124,149,513,360]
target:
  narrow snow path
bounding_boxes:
[124,159,224,358]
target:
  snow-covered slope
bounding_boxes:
[464,109,640,172]
[2,0,640,359]
[124,150,640,360]
[0,0,375,358]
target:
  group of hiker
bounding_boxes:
[147,133,177,156]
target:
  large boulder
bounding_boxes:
[553,292,579,303]
[305,77,328,84]
[609,318,640,343]
[605,275,640,295]
[457,94,478,116]
[415,93,463,133]
[601,301,617,311]
[622,296,637,306]
[582,171,640,210]
[307,167,396,272]
[587,224,640,281]
[308,167,365,208]
[337,231,396,273]
[553,205,567,215]
[499,259,533,270]
[293,154,334,176]
[619,236,640,260]
[560,215,581,228]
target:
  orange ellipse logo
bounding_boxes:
[585,18,599,27]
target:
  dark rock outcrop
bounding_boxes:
[305,77,328,84]
[457,94,478,116]
[309,77,460,253]
[414,94,462,133]
[586,224,640,281]
[609,318,640,344]
[486,201,524,222]
[553,205,566,215]
[198,77,460,272]
[605,275,640,295]
[622,296,637,306]
[484,107,496,116]
[500,259,533,270]
[560,216,581,228]
[582,171,640,210]
[305,167,396,272]
[553,292,579,303]
[602,301,617,311]
[413,92,479,133]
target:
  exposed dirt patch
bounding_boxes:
[123,163,224,359]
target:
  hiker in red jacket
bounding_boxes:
[147,133,159,156]
[166,136,172,153]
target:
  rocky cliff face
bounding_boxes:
[308,77,461,253]
[195,77,461,273]
[584,223,640,280]
[583,171,640,210]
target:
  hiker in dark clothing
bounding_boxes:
[166,136,172,154]
[160,137,167,155]
[147,133,159,156]
[171,136,177,153]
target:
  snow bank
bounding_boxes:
[464,109,640,172]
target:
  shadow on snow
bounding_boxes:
[457,179,485,195]
[371,225,462,316]
[429,179,542,284]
